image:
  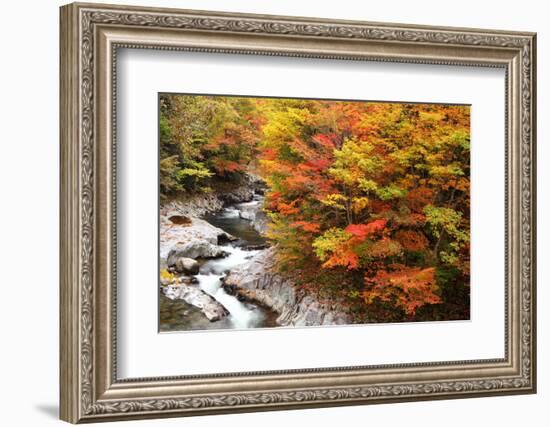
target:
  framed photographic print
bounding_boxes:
[60,2,537,423]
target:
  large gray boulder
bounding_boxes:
[221,186,255,204]
[235,198,261,221]
[161,283,229,322]
[167,240,228,266]
[160,214,235,260]
[174,257,200,275]
[252,210,268,235]
[235,195,269,235]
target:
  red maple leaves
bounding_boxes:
[345,219,387,241]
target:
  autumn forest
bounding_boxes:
[159,94,470,331]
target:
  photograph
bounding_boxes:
[159,94,471,332]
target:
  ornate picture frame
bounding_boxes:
[60,2,536,423]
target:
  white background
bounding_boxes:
[118,49,504,378]
[0,0,546,426]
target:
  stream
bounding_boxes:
[160,200,279,332]
[204,195,266,245]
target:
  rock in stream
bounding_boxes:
[223,247,352,327]
[162,283,229,322]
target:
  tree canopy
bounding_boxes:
[160,94,470,322]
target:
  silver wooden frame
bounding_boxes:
[60,2,537,423]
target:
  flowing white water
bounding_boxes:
[197,245,267,329]
[235,200,261,209]
[219,206,240,219]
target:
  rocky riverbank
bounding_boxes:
[159,173,351,330]
[160,174,270,326]
[162,280,229,321]
[161,173,266,218]
[222,247,352,327]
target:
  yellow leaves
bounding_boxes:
[429,164,465,178]
[320,193,347,210]
[352,197,369,213]
[327,138,385,205]
[320,194,369,215]
[331,138,381,175]
[419,111,446,122]
[160,269,175,284]
[313,228,351,261]
[258,158,276,174]
[358,178,378,193]
[261,103,313,147]
[455,177,470,193]
[313,220,395,271]
[375,184,407,201]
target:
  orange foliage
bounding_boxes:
[345,219,387,241]
[406,187,434,213]
[364,266,441,315]
[291,221,321,233]
[277,200,300,215]
[212,159,245,176]
[395,230,429,251]
[312,133,337,149]
[322,250,360,270]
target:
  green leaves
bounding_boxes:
[424,205,470,267]
[313,228,351,262]
[375,183,407,201]
[329,138,383,186]
[424,205,463,239]
[159,94,261,197]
